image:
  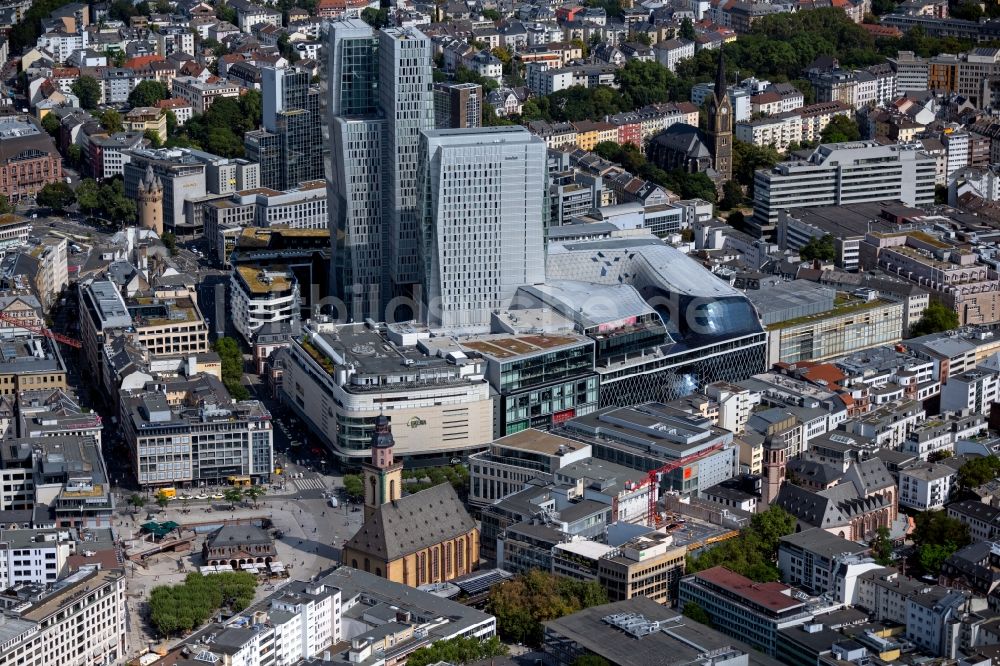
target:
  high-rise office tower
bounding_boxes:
[418,126,546,330]
[379,28,434,301]
[433,82,483,129]
[326,19,385,320]
[326,20,434,320]
[245,67,323,190]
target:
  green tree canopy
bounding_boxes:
[361,7,389,28]
[407,636,507,666]
[820,115,861,144]
[719,179,744,210]
[957,456,1000,489]
[912,510,970,575]
[799,234,836,261]
[223,487,243,508]
[682,601,712,625]
[679,17,696,40]
[487,570,608,646]
[100,109,123,133]
[149,572,256,636]
[616,59,676,108]
[213,337,249,399]
[909,301,960,338]
[129,80,170,107]
[733,141,781,195]
[687,506,796,582]
[171,92,262,158]
[97,178,136,224]
[244,485,266,507]
[343,474,364,501]
[870,526,893,566]
[41,113,60,137]
[36,182,75,211]
[71,76,102,109]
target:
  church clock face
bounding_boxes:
[720,107,728,115]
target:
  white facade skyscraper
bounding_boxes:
[418,126,547,330]
[379,28,434,299]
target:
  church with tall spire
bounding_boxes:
[342,416,480,586]
[646,49,734,188]
[705,49,733,184]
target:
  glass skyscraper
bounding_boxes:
[245,67,323,190]
[326,19,384,321]
[326,19,434,321]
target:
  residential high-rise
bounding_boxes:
[245,67,323,190]
[418,127,547,330]
[380,28,435,301]
[326,18,384,320]
[433,82,483,129]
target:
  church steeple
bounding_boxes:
[715,46,727,101]
[362,414,403,521]
[706,49,733,185]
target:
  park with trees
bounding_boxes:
[148,572,257,636]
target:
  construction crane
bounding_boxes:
[0,312,82,348]
[643,441,726,526]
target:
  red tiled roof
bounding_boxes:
[694,566,803,612]
[156,97,191,109]
[125,55,166,69]
[752,92,782,104]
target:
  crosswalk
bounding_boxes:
[292,477,326,492]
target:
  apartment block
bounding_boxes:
[433,82,483,129]
[861,232,1000,326]
[778,528,871,597]
[171,76,240,113]
[899,462,955,511]
[230,265,301,344]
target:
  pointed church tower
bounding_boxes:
[706,49,733,184]
[362,414,403,521]
[137,164,164,236]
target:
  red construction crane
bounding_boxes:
[0,312,82,348]
[643,441,726,526]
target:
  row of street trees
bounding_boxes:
[128,485,266,513]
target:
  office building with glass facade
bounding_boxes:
[380,28,435,299]
[531,237,768,406]
[246,67,323,190]
[457,332,599,436]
